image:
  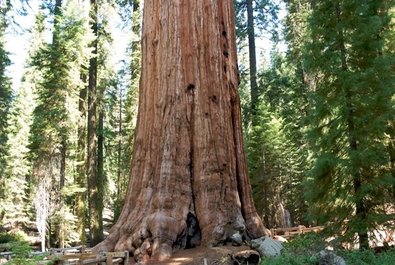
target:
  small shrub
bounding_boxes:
[261,233,325,265]
[260,232,395,265]
[6,242,49,265]
[0,230,28,244]
[376,248,395,265]
[261,252,319,265]
[283,232,326,256]
[341,248,395,265]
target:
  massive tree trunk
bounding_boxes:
[94,0,267,261]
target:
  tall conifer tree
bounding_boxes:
[87,0,104,246]
[305,0,395,248]
[0,0,12,201]
[29,0,92,247]
[0,11,47,227]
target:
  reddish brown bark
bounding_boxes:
[94,0,267,261]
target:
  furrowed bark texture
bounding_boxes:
[94,0,266,261]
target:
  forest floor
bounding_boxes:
[142,245,253,265]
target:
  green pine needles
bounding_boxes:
[304,0,395,248]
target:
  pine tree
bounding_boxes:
[256,49,311,226]
[0,0,12,211]
[117,0,141,215]
[76,70,88,244]
[29,0,92,248]
[87,0,104,246]
[102,0,142,222]
[96,0,119,226]
[247,101,291,227]
[305,0,395,248]
[233,0,278,121]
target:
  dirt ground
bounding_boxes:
[130,245,257,265]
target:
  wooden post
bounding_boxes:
[106,252,113,265]
[123,251,129,265]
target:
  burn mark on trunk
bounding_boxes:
[210,95,218,104]
[186,83,195,92]
[185,212,201,248]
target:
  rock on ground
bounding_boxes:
[250,236,283,257]
[318,250,346,265]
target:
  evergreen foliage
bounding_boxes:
[0,0,12,209]
[258,50,310,226]
[261,233,395,265]
[0,8,48,230]
[28,0,92,247]
[247,101,290,227]
[304,0,395,247]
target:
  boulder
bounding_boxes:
[250,236,283,257]
[230,232,244,246]
[318,250,346,265]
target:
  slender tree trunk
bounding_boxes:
[126,0,141,176]
[336,3,368,249]
[0,6,11,201]
[58,137,66,248]
[41,233,45,252]
[97,87,105,230]
[388,130,395,200]
[87,0,103,246]
[59,139,66,190]
[117,88,123,202]
[131,0,140,82]
[76,74,87,244]
[53,0,65,249]
[94,0,268,262]
[246,0,258,119]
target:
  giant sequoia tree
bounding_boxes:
[94,0,267,261]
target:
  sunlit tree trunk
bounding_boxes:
[94,0,268,262]
[246,0,258,119]
[76,73,87,244]
[87,0,103,246]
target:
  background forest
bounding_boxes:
[0,0,394,252]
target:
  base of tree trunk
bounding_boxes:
[140,245,260,265]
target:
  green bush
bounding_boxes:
[5,241,50,265]
[340,248,395,265]
[0,231,49,265]
[377,248,395,265]
[0,231,27,244]
[261,252,319,265]
[261,233,325,265]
